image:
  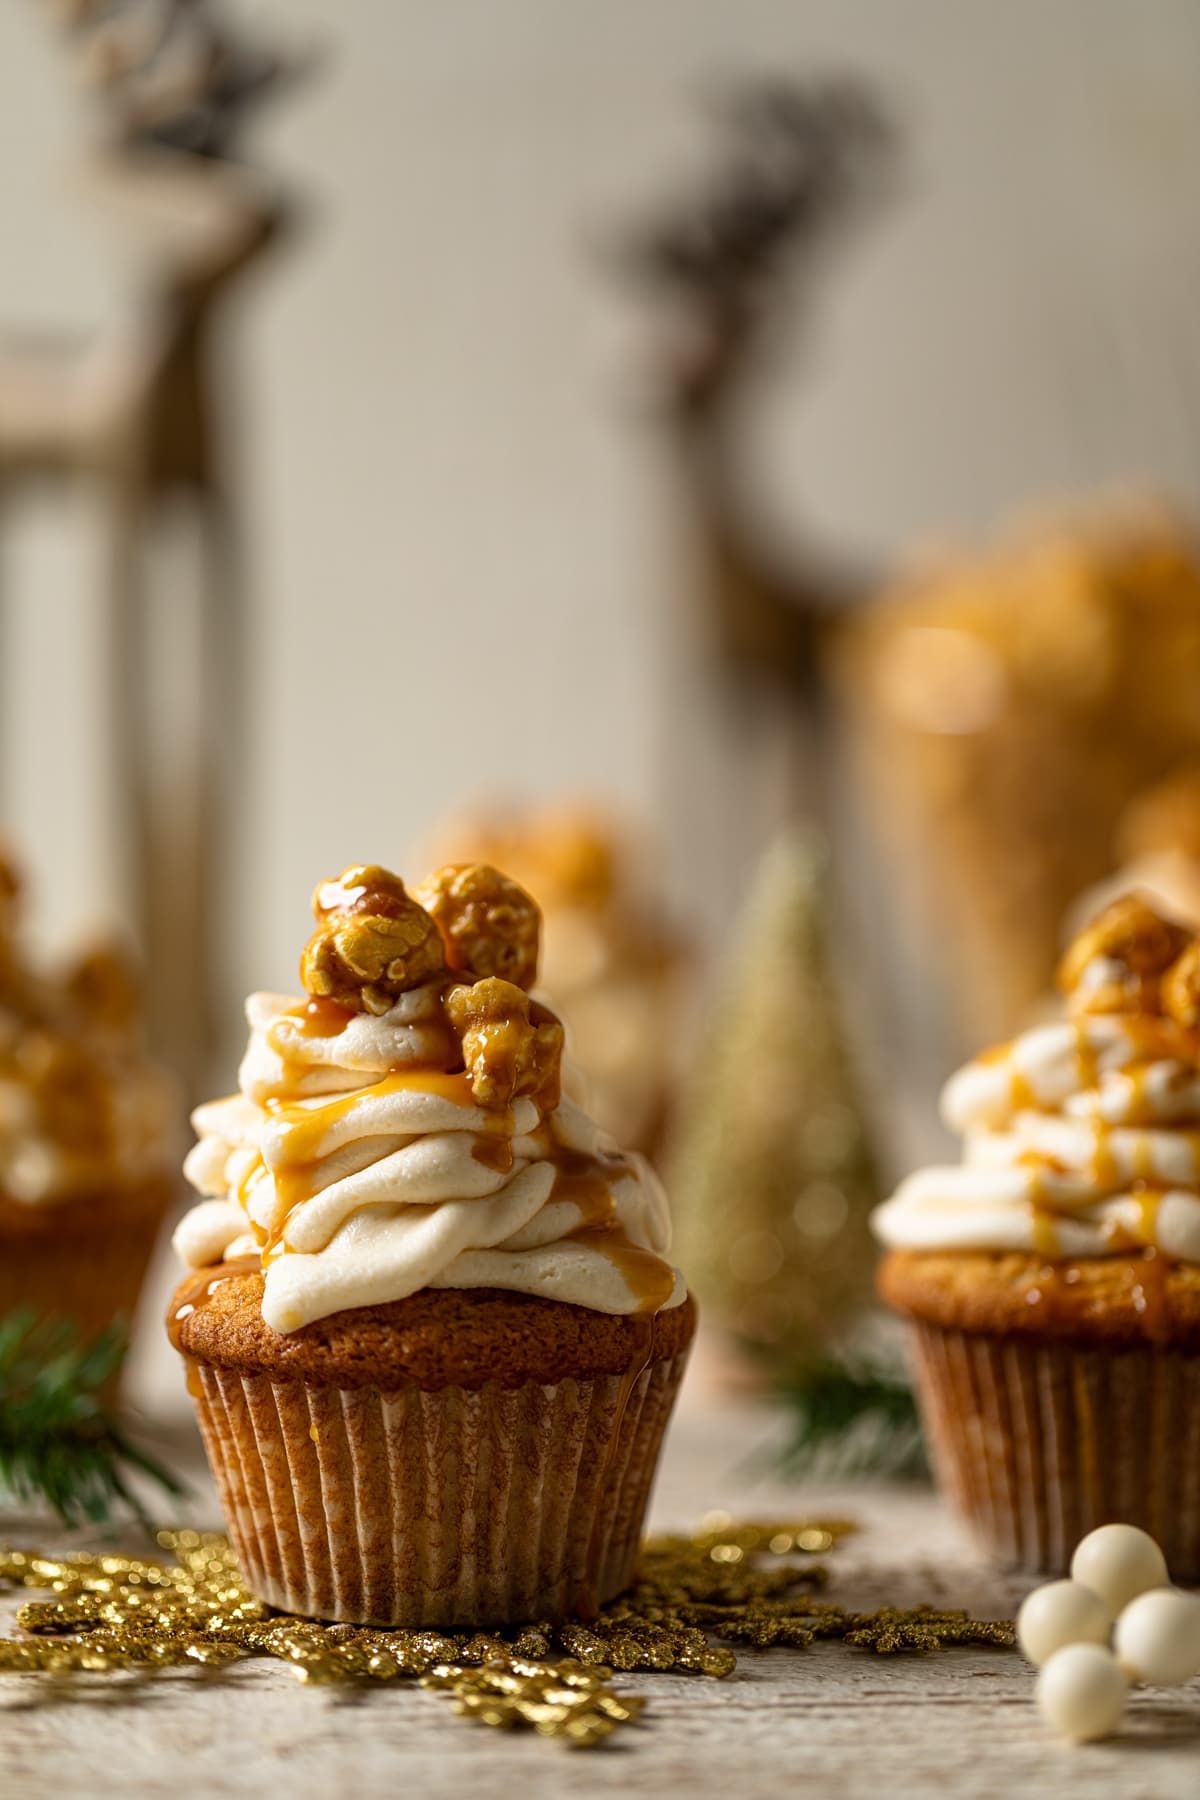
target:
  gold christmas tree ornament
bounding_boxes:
[671,827,880,1372]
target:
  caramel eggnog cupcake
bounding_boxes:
[0,848,176,1347]
[875,896,1200,1576]
[170,863,694,1628]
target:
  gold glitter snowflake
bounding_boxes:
[0,1519,1013,1747]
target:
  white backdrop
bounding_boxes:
[3,0,1200,1034]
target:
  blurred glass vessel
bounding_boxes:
[838,502,1200,1053]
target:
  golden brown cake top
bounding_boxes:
[877,1247,1200,1349]
[169,1271,697,1388]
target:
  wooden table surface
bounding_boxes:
[2,1378,1198,1800]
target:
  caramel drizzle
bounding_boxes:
[225,996,676,1311]
[970,1013,1200,1281]
[547,1148,677,1314]
[978,1014,1200,1122]
[166,1256,261,1390]
[970,1016,1196,1333]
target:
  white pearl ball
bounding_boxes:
[1114,1587,1200,1687]
[1070,1524,1169,1615]
[1017,1580,1112,1666]
[1036,1643,1128,1742]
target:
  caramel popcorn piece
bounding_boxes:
[445,977,563,1107]
[1162,940,1200,1031]
[1117,764,1200,865]
[413,864,541,990]
[300,865,445,1015]
[1057,895,1191,1015]
[18,1032,114,1155]
[62,942,141,1035]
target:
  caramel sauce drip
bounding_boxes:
[550,1148,623,1229]
[167,1256,262,1389]
[1123,1063,1150,1121]
[568,1226,678,1314]
[1073,1020,1100,1093]
[1123,1014,1200,1066]
[1008,1068,1036,1112]
[1030,1209,1060,1259]
[1133,1186,1164,1246]
[267,1069,476,1166]
[546,1146,676,1313]
[470,1135,515,1174]
[1103,1183,1166,1253]
[264,987,476,1102]
[223,980,675,1316]
[263,998,356,1102]
[1089,1126,1120,1189]
[259,1068,491,1257]
[292,997,357,1039]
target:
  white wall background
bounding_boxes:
[4,0,1200,1034]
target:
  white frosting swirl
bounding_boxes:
[873,1014,1200,1263]
[175,986,684,1332]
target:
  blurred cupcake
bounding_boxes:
[420,803,686,1158]
[169,862,694,1627]
[0,847,176,1348]
[875,895,1200,1576]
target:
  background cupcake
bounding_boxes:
[419,805,687,1160]
[874,894,1200,1576]
[169,861,694,1627]
[0,846,177,1353]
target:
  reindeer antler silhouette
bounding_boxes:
[39,0,310,160]
[625,78,895,423]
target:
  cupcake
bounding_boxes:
[169,862,694,1627]
[875,895,1200,1577]
[0,846,176,1349]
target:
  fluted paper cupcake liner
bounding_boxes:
[909,1321,1200,1578]
[187,1351,690,1626]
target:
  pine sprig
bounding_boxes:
[0,1311,184,1529]
[775,1356,927,1479]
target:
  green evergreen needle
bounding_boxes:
[0,1310,185,1529]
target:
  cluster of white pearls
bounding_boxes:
[1017,1524,1200,1742]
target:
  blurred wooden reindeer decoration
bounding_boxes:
[0,0,313,1090]
[620,80,893,824]
[621,79,1200,1074]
